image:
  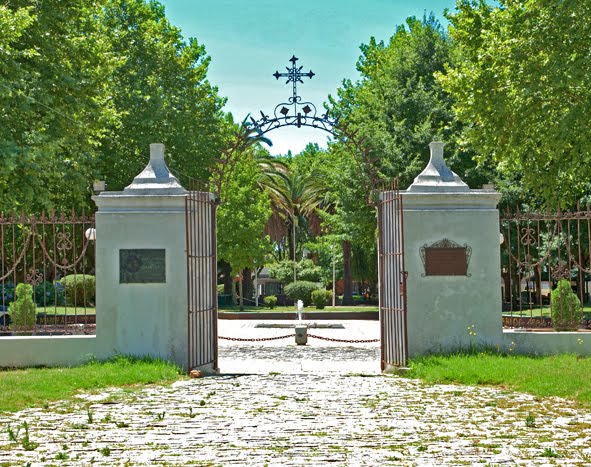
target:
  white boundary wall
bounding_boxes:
[0,336,97,367]
[504,330,591,355]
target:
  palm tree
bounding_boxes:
[257,157,328,282]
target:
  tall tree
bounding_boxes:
[0,0,117,212]
[98,0,226,190]
[259,157,327,279]
[440,0,591,205]
[327,14,488,190]
[217,148,272,310]
[323,14,488,303]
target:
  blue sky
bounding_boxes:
[160,0,456,155]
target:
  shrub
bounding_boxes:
[263,295,277,309]
[34,281,65,307]
[284,281,320,307]
[311,289,328,309]
[268,259,322,284]
[217,284,225,294]
[8,283,36,331]
[62,275,95,307]
[551,279,582,331]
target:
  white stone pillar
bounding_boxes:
[402,142,503,356]
[93,144,190,369]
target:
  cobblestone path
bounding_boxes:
[1,343,591,466]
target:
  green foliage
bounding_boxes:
[98,0,227,190]
[284,281,320,307]
[268,258,322,284]
[263,295,277,309]
[33,281,65,307]
[551,280,582,331]
[8,283,36,331]
[328,14,489,190]
[217,153,272,275]
[311,289,330,309]
[1,0,226,212]
[1,0,118,212]
[217,284,225,295]
[441,0,591,205]
[62,274,95,307]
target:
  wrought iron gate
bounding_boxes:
[185,188,218,372]
[377,183,408,370]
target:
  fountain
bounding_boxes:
[295,300,306,345]
[296,299,304,321]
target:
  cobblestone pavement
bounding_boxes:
[1,321,591,466]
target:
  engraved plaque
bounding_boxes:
[120,249,166,283]
[420,238,471,276]
[425,248,468,276]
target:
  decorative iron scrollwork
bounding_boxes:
[25,268,44,286]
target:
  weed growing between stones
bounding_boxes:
[99,446,111,456]
[541,447,560,458]
[6,421,37,451]
[86,408,94,424]
[525,413,536,427]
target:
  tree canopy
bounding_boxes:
[0,0,226,212]
[440,0,591,206]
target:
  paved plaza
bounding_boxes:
[1,320,591,466]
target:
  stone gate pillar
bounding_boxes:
[93,144,189,369]
[402,142,502,356]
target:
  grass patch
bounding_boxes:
[503,305,591,319]
[37,306,96,316]
[0,355,183,413]
[405,352,591,406]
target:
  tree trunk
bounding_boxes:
[243,268,253,304]
[220,260,233,295]
[238,271,244,312]
[342,240,354,306]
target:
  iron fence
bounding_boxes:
[501,204,591,329]
[0,210,96,335]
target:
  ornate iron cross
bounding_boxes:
[273,55,315,107]
[246,55,336,136]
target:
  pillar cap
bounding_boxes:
[407,141,470,193]
[122,143,186,195]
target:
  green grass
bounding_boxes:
[405,352,591,406]
[219,305,378,312]
[0,355,184,413]
[37,306,96,316]
[503,305,591,318]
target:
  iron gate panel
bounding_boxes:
[377,184,408,369]
[185,190,218,372]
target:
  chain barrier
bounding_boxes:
[307,334,380,344]
[218,334,295,342]
[218,334,380,344]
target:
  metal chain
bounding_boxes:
[218,334,295,342]
[307,334,380,344]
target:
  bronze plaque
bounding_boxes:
[119,249,166,283]
[424,247,468,276]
